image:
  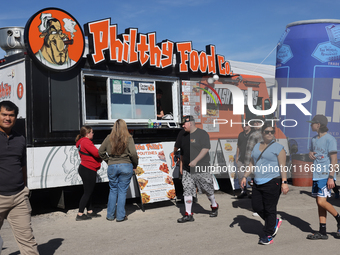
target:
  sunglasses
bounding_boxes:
[264,130,275,134]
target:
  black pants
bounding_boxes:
[78,165,97,213]
[252,178,281,236]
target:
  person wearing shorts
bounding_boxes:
[306,115,340,240]
[177,115,218,223]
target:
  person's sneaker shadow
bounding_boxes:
[229,215,263,236]
[278,211,314,233]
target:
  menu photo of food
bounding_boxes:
[165,175,174,185]
[229,155,234,163]
[206,108,218,117]
[137,178,148,190]
[135,166,145,176]
[158,151,166,161]
[194,105,201,116]
[182,94,189,103]
[166,189,176,199]
[148,84,155,91]
[141,192,151,204]
[225,143,232,151]
[192,85,200,93]
[159,163,169,174]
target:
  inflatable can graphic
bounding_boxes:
[276,19,340,156]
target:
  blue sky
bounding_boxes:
[1,0,340,65]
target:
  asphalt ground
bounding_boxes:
[1,182,340,255]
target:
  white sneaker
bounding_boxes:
[252,212,260,217]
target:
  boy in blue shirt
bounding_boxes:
[307,115,340,240]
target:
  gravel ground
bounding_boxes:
[2,184,340,255]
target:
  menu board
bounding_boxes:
[182,80,201,122]
[135,143,176,204]
[219,139,237,190]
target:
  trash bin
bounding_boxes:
[291,153,314,187]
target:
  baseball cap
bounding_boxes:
[307,114,328,126]
[180,115,195,124]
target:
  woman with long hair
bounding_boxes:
[241,122,289,245]
[99,119,138,222]
[75,126,102,221]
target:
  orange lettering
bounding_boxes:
[109,25,123,63]
[199,51,207,73]
[148,33,161,67]
[137,34,149,66]
[207,45,216,74]
[190,50,199,72]
[135,144,145,150]
[217,55,226,75]
[225,61,231,75]
[176,42,192,72]
[88,19,110,64]
[129,29,138,63]
[161,41,173,68]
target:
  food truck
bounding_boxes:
[0,8,287,204]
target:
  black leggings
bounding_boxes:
[78,165,97,213]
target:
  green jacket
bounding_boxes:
[98,135,138,168]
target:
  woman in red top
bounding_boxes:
[75,126,102,221]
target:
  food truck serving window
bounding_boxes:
[82,73,180,125]
[110,79,155,119]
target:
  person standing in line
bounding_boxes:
[306,115,340,240]
[235,121,252,198]
[177,115,219,223]
[75,126,102,221]
[99,119,138,222]
[0,100,39,254]
[241,122,289,245]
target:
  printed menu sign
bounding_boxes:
[182,80,201,122]
[135,143,176,204]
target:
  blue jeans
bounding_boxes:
[107,163,133,220]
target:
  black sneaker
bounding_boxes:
[210,203,219,217]
[337,224,340,238]
[76,214,92,221]
[193,196,198,203]
[87,212,101,218]
[258,236,273,245]
[177,213,194,223]
[237,191,247,199]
